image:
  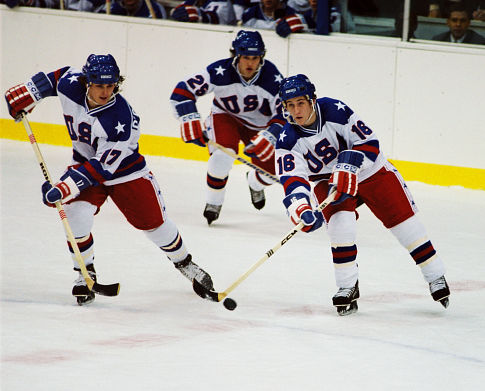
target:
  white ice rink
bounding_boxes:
[1,139,484,390]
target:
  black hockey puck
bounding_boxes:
[223,298,237,311]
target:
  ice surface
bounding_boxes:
[1,139,484,390]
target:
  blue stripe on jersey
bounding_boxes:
[281,176,311,195]
[84,153,146,183]
[353,140,380,162]
[170,81,196,103]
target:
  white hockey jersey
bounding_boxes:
[170,57,285,131]
[37,66,149,186]
[275,97,386,197]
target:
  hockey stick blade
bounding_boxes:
[192,279,221,302]
[92,282,120,297]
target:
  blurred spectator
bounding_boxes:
[242,0,308,37]
[65,0,104,11]
[432,3,485,43]
[287,0,311,13]
[2,0,59,7]
[302,0,341,33]
[428,0,485,19]
[103,0,167,18]
[170,0,237,24]
[233,0,259,22]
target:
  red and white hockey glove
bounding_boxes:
[283,193,324,233]
[329,150,365,204]
[180,112,206,147]
[5,83,39,120]
[41,167,92,206]
[244,130,276,162]
[171,4,200,22]
[276,14,306,38]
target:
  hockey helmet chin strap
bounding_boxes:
[85,82,120,108]
[232,55,265,84]
[283,97,317,126]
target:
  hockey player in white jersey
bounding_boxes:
[170,30,286,225]
[276,74,450,315]
[5,54,213,305]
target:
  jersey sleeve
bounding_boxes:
[170,66,214,119]
[26,66,71,100]
[320,98,381,169]
[275,124,312,198]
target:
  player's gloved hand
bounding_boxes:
[5,83,39,120]
[244,129,276,162]
[176,100,206,147]
[283,192,324,233]
[276,14,305,38]
[41,168,92,206]
[329,150,365,204]
[171,4,200,22]
[180,112,206,147]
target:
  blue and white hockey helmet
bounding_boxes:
[279,74,316,105]
[82,54,120,84]
[231,30,266,57]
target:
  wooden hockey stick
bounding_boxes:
[21,114,120,297]
[207,139,280,183]
[106,0,111,15]
[145,0,157,19]
[193,190,336,303]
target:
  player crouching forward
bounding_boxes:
[276,74,450,315]
[170,30,285,225]
[5,54,213,305]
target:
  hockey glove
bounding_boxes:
[171,4,200,22]
[244,129,277,162]
[42,167,92,206]
[5,83,40,120]
[329,150,365,204]
[176,101,206,147]
[276,14,306,38]
[283,193,324,233]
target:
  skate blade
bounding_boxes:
[76,294,95,306]
[439,297,449,308]
[336,301,358,316]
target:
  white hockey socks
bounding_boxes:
[390,215,445,283]
[206,149,234,205]
[144,218,188,262]
[327,211,359,288]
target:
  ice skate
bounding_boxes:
[246,172,265,210]
[429,276,450,308]
[72,264,96,306]
[174,254,214,291]
[203,203,222,225]
[332,280,360,316]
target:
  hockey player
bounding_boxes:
[276,74,450,315]
[5,54,213,305]
[170,0,237,25]
[170,30,285,225]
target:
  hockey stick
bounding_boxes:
[21,114,120,297]
[145,0,157,19]
[207,139,280,183]
[106,0,111,15]
[193,190,336,303]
